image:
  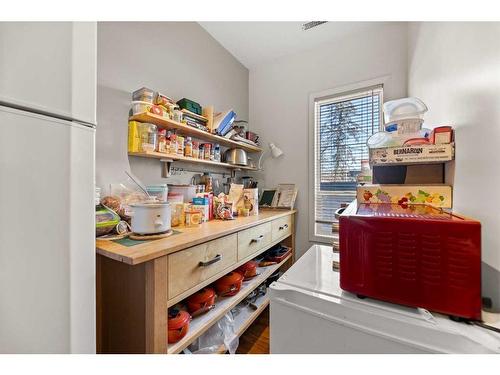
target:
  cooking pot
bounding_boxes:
[130,202,171,234]
[236,260,258,281]
[224,148,248,166]
[214,271,244,297]
[186,287,216,316]
[167,308,191,344]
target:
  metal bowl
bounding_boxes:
[224,148,248,166]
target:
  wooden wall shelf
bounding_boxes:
[128,151,258,172]
[129,113,262,153]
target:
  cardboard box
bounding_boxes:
[372,164,444,184]
[369,143,454,165]
[127,121,141,152]
[357,184,452,208]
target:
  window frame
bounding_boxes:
[308,77,387,244]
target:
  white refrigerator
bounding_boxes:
[0,22,97,353]
[270,245,500,353]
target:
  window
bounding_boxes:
[310,84,383,241]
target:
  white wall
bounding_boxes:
[96,22,249,191]
[408,22,500,310]
[249,23,408,258]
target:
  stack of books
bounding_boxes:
[181,109,209,132]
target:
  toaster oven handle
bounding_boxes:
[199,254,222,267]
[334,207,346,220]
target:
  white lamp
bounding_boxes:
[258,142,284,170]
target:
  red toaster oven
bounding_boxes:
[339,201,481,320]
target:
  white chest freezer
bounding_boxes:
[269,245,500,354]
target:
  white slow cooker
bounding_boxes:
[130,202,171,235]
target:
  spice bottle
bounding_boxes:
[204,143,211,160]
[214,144,221,162]
[157,129,167,153]
[170,133,177,154]
[177,135,185,155]
[184,137,193,157]
[192,141,199,159]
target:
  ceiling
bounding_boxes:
[199,22,390,69]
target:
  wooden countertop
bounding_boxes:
[96,209,296,265]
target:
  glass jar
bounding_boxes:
[200,172,213,193]
[139,123,157,152]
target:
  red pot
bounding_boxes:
[214,271,244,297]
[236,260,258,280]
[186,287,216,316]
[167,308,191,344]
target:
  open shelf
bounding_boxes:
[167,254,291,354]
[129,112,262,153]
[215,293,270,354]
[128,151,258,171]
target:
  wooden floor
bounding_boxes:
[236,306,270,354]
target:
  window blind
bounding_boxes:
[314,85,383,238]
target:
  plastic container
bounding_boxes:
[383,97,428,124]
[177,98,202,115]
[168,193,184,204]
[169,185,197,203]
[146,184,168,202]
[131,100,152,115]
[170,202,184,227]
[96,205,120,237]
[367,128,431,149]
[132,87,155,103]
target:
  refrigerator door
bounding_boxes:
[0,105,95,353]
[269,245,500,354]
[0,22,96,125]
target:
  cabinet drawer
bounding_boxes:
[237,222,272,261]
[168,234,237,299]
[272,215,292,241]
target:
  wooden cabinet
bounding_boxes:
[96,210,296,354]
[272,215,292,241]
[237,222,272,260]
[168,234,237,299]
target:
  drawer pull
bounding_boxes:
[198,254,222,267]
[279,224,289,230]
[251,235,264,243]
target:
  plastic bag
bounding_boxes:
[183,312,239,354]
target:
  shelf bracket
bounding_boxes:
[160,158,174,178]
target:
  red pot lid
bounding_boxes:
[403,137,430,146]
[216,271,244,286]
[236,261,257,274]
[187,287,216,304]
[168,309,190,330]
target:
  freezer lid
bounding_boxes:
[276,244,343,299]
[271,244,500,353]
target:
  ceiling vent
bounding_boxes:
[302,21,327,31]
